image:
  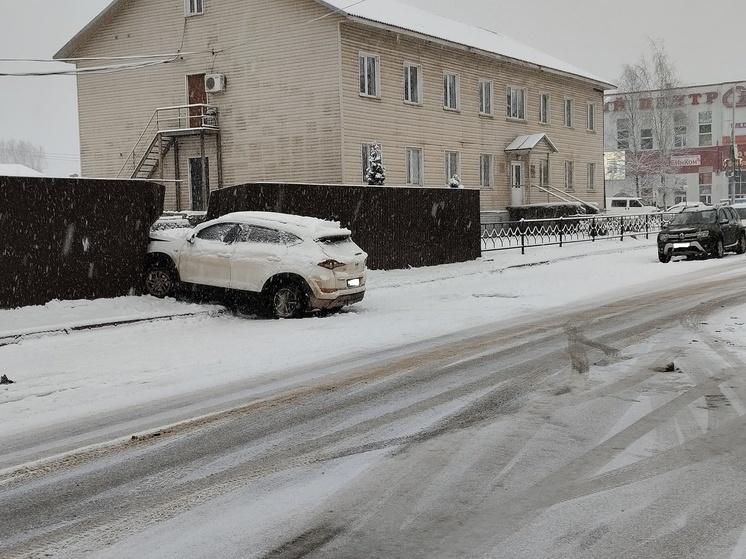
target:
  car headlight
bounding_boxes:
[697,230,710,239]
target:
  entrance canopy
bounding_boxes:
[504,133,558,155]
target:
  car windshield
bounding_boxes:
[670,209,717,225]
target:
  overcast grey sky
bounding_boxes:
[2,0,745,177]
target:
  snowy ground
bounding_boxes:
[2,234,746,444]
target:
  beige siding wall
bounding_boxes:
[72,0,344,209]
[339,23,606,213]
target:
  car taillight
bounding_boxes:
[318,259,346,270]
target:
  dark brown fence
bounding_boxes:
[0,177,164,309]
[207,183,481,270]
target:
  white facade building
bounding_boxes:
[604,82,746,207]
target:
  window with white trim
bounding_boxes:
[641,128,653,150]
[698,111,712,146]
[404,63,422,105]
[359,53,380,98]
[539,93,549,124]
[587,103,595,131]
[507,86,525,119]
[479,80,493,115]
[564,98,574,127]
[443,73,459,110]
[479,154,493,187]
[587,163,596,190]
[405,147,423,185]
[186,0,203,15]
[565,161,574,190]
[445,151,460,184]
[539,159,549,186]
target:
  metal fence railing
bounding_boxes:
[481,212,675,254]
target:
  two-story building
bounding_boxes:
[55,0,614,215]
[604,82,746,206]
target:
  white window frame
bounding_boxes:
[479,154,494,188]
[404,62,422,105]
[479,80,493,116]
[565,160,575,190]
[185,0,203,15]
[586,103,595,131]
[443,73,459,110]
[405,147,423,186]
[587,162,596,190]
[445,151,460,184]
[359,52,380,98]
[699,111,712,146]
[539,93,550,124]
[640,128,653,150]
[507,86,526,120]
[564,98,574,128]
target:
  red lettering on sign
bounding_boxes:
[614,98,626,111]
[706,91,718,104]
[723,86,746,108]
[639,97,653,110]
[673,95,685,107]
[689,93,702,105]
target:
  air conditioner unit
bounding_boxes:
[204,73,225,93]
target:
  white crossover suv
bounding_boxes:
[145,211,367,318]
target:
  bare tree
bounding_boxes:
[610,39,688,206]
[0,139,47,172]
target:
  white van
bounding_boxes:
[605,197,659,215]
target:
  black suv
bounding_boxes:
[657,206,746,263]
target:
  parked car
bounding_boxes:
[145,211,368,318]
[657,206,746,263]
[730,201,746,226]
[605,197,659,215]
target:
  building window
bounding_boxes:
[699,172,712,204]
[445,151,460,184]
[404,63,422,105]
[185,0,203,15]
[359,53,380,98]
[539,93,549,124]
[479,80,493,115]
[587,103,595,131]
[479,154,493,187]
[587,162,596,190]
[674,113,687,147]
[565,161,574,190]
[539,159,549,186]
[507,86,525,119]
[640,128,653,150]
[361,143,374,182]
[699,111,712,146]
[617,118,630,150]
[564,99,574,127]
[405,147,423,185]
[443,73,459,110]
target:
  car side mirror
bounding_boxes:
[187,232,196,244]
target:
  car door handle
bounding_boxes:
[266,256,281,262]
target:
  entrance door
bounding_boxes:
[511,161,524,206]
[189,157,209,211]
[187,74,207,128]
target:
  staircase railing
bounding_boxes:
[530,183,598,211]
[116,104,219,179]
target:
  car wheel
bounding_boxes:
[736,234,746,255]
[658,252,671,263]
[270,281,307,319]
[712,238,725,259]
[145,262,176,298]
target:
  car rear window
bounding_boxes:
[317,234,352,244]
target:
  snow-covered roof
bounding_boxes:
[217,211,350,238]
[56,0,614,88]
[0,164,45,177]
[504,134,558,153]
[317,0,614,87]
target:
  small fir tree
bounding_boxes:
[448,174,462,188]
[365,143,386,185]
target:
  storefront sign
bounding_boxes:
[671,155,701,167]
[605,85,746,111]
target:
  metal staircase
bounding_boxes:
[530,183,599,212]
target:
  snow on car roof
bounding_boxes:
[216,211,351,238]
